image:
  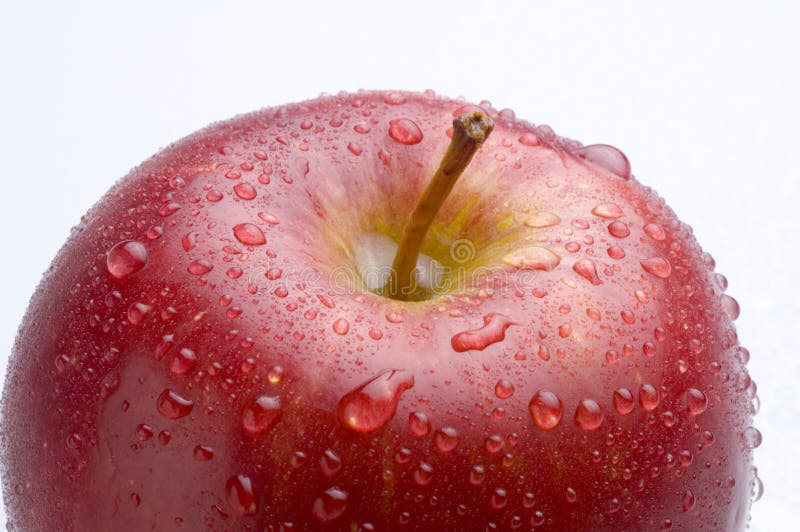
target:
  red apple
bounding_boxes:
[1,90,760,530]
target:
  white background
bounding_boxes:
[1,1,797,529]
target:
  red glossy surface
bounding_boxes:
[1,91,756,530]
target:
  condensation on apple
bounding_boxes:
[0,90,761,531]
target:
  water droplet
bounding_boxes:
[158,202,181,217]
[127,302,152,325]
[135,423,153,441]
[607,245,626,259]
[753,475,764,502]
[640,258,672,279]
[233,223,266,246]
[188,259,213,275]
[573,259,602,285]
[502,246,560,271]
[408,412,431,437]
[451,313,517,353]
[566,487,577,503]
[638,384,660,411]
[524,212,561,228]
[682,489,696,512]
[591,203,624,219]
[743,426,762,449]
[319,449,343,477]
[434,427,460,452]
[574,144,631,179]
[157,389,194,419]
[613,388,635,415]
[495,379,515,399]
[530,511,545,527]
[332,318,350,336]
[685,388,708,415]
[529,390,563,430]
[337,369,414,433]
[518,132,541,146]
[644,223,666,241]
[388,118,423,145]
[130,492,141,507]
[721,294,740,320]
[107,241,148,279]
[170,348,197,375]
[312,487,349,523]
[607,221,630,238]
[347,142,363,156]
[414,462,434,485]
[242,395,282,435]
[384,92,406,105]
[484,434,503,454]
[226,475,257,515]
[491,488,508,509]
[233,182,257,200]
[469,465,485,485]
[574,399,604,430]
[193,445,214,461]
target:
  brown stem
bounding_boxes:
[384,111,494,300]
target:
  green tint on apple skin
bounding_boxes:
[1,90,759,531]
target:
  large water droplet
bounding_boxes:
[408,412,431,437]
[573,259,602,285]
[332,318,350,336]
[574,144,631,179]
[491,488,508,509]
[743,426,762,449]
[451,313,517,352]
[638,384,660,411]
[242,395,282,435]
[502,246,560,271]
[753,475,764,502]
[107,241,148,279]
[495,379,515,399]
[388,118,423,145]
[233,223,266,246]
[644,223,666,241]
[170,347,197,375]
[233,182,257,200]
[320,449,342,477]
[607,221,630,238]
[127,302,152,325]
[226,475,257,515]
[312,487,349,523]
[337,370,414,433]
[470,465,485,485]
[682,489,696,512]
[188,259,213,275]
[157,389,194,419]
[685,388,708,415]
[414,462,434,485]
[591,203,624,219]
[434,427,460,452]
[613,388,635,415]
[524,212,561,228]
[574,399,604,430]
[529,390,563,430]
[640,258,672,279]
[721,294,740,320]
[193,445,214,461]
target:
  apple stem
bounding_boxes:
[384,111,494,301]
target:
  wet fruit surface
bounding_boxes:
[1,91,757,530]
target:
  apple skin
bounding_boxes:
[0,90,759,531]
